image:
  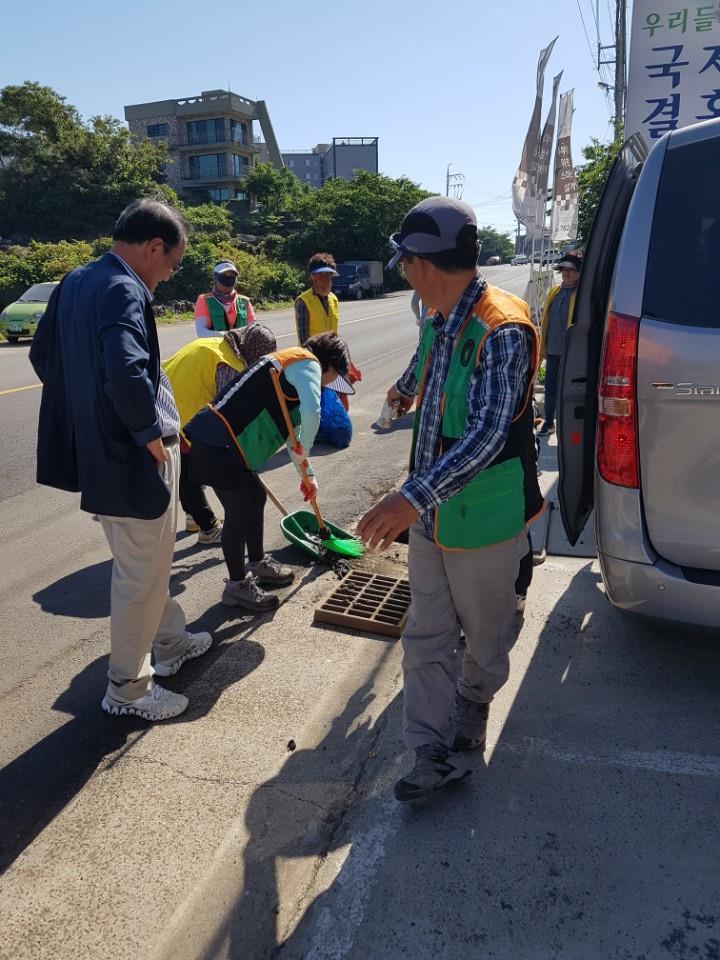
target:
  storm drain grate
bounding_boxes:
[313,571,411,639]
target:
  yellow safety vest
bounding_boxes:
[162,337,246,436]
[297,289,339,339]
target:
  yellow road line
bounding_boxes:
[0,383,41,398]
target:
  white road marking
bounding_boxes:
[275,308,408,341]
[298,796,400,960]
[497,736,720,779]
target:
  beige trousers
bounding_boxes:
[401,522,527,750]
[99,440,188,704]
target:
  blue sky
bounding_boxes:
[3,0,620,236]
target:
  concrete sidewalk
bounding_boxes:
[0,549,408,960]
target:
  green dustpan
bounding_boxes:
[281,509,362,560]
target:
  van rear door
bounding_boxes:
[557,137,646,544]
[636,125,720,570]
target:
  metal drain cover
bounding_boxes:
[314,571,411,639]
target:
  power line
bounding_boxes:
[606,0,615,41]
[576,0,599,71]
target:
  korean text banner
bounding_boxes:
[512,38,558,230]
[551,91,579,243]
[626,0,720,144]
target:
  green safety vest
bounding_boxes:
[411,285,543,550]
[205,293,249,332]
[187,348,315,471]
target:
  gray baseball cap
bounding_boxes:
[387,196,477,269]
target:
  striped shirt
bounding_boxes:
[397,272,531,537]
[109,252,181,438]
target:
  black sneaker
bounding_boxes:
[453,694,489,752]
[537,421,555,436]
[394,742,471,802]
[221,575,279,612]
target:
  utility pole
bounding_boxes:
[445,163,465,199]
[614,0,627,138]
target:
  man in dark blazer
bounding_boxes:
[30,199,212,721]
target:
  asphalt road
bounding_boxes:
[2,266,718,960]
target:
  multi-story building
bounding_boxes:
[281,138,379,187]
[124,89,283,203]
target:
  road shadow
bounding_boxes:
[0,608,267,874]
[32,542,227,618]
[152,648,399,960]
[263,565,720,959]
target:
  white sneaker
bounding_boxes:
[154,631,212,677]
[101,684,188,721]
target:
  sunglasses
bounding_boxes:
[216,273,238,285]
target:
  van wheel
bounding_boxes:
[6,336,18,344]
[355,288,362,300]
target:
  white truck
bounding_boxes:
[333,261,384,299]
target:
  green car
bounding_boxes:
[0,281,59,343]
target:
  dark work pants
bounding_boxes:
[179,452,217,532]
[543,354,561,425]
[188,440,266,581]
[514,532,534,597]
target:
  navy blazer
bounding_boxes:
[29,253,171,519]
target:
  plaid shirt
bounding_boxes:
[397,272,531,537]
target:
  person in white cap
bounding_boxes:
[294,252,340,344]
[194,260,256,338]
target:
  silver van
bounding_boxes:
[558,117,720,628]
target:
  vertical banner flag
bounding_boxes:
[512,38,558,232]
[530,71,563,239]
[551,90,579,242]
[626,0,720,144]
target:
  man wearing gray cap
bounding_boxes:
[358,197,544,801]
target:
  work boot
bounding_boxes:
[248,554,295,588]
[394,742,471,802]
[222,574,279,612]
[453,693,489,753]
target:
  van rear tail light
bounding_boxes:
[597,311,640,488]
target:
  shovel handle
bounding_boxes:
[258,475,288,517]
[269,369,327,532]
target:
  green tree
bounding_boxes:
[0,82,172,242]
[239,161,304,212]
[284,171,432,271]
[576,137,622,244]
[477,226,514,264]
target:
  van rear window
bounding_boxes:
[644,136,720,328]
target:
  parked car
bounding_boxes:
[333,261,384,299]
[0,281,59,343]
[511,254,530,265]
[485,255,502,266]
[558,117,720,628]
